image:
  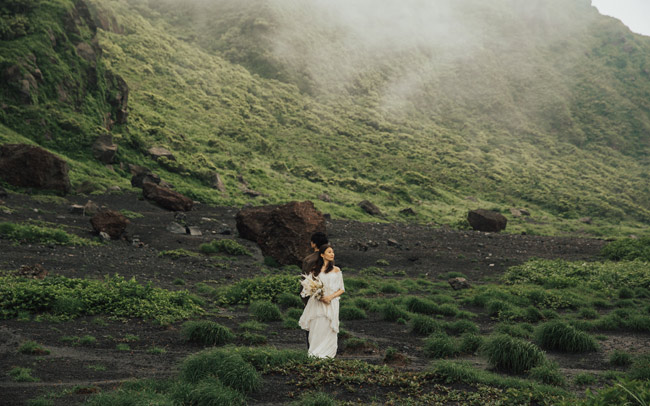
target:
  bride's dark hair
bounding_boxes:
[311,244,334,277]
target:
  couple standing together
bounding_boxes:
[298,232,345,358]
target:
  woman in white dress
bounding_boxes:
[299,244,345,358]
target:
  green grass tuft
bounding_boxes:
[181,320,235,346]
[482,334,546,374]
[249,300,283,322]
[535,320,599,353]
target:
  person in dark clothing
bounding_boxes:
[300,231,328,347]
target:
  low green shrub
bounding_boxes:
[200,239,251,256]
[410,314,442,336]
[482,334,546,374]
[339,305,367,320]
[573,373,596,386]
[184,379,245,406]
[249,301,283,322]
[0,274,203,324]
[628,354,650,380]
[239,320,267,332]
[579,379,650,406]
[240,331,267,346]
[218,275,300,305]
[523,306,545,323]
[579,307,599,319]
[535,320,599,353]
[285,308,303,320]
[19,340,49,355]
[0,222,96,246]
[293,391,336,406]
[423,332,458,359]
[228,346,309,371]
[445,319,479,335]
[529,362,565,386]
[379,282,403,294]
[179,348,261,393]
[494,322,534,339]
[381,302,409,322]
[405,296,438,314]
[608,350,632,366]
[181,321,234,346]
[9,367,39,382]
[276,292,303,308]
[459,333,483,354]
[601,236,650,261]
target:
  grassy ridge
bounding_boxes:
[1,0,650,235]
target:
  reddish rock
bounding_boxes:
[0,144,71,194]
[236,201,326,266]
[142,182,193,211]
[467,209,507,232]
[90,210,129,239]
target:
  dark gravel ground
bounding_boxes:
[0,191,626,405]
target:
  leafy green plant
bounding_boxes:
[573,372,596,386]
[9,367,39,382]
[19,340,49,355]
[482,334,546,374]
[179,348,261,393]
[628,354,650,380]
[116,343,130,351]
[0,222,96,246]
[218,275,300,305]
[535,320,599,353]
[529,362,565,386]
[601,237,650,261]
[609,350,632,366]
[200,239,251,256]
[249,300,283,322]
[579,379,650,406]
[181,321,235,346]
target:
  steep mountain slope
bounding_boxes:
[1,0,649,235]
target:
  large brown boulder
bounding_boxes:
[92,134,118,164]
[90,210,129,239]
[142,182,193,211]
[0,144,71,194]
[129,164,160,188]
[236,201,326,266]
[467,209,507,232]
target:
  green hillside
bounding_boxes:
[1,0,649,236]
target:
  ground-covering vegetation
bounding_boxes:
[0,274,203,323]
[0,221,97,246]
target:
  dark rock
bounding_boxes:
[400,208,416,217]
[387,238,400,247]
[187,226,202,236]
[236,200,326,266]
[92,134,118,164]
[0,144,71,194]
[105,71,129,125]
[142,182,193,211]
[148,147,175,161]
[467,209,507,232]
[129,165,160,188]
[90,210,129,239]
[76,180,102,195]
[69,204,85,215]
[448,277,471,290]
[83,200,100,216]
[0,186,7,197]
[241,187,262,197]
[359,200,382,216]
[520,208,531,216]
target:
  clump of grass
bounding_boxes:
[405,296,438,315]
[181,320,235,346]
[482,334,546,374]
[445,319,479,335]
[179,348,261,393]
[379,282,403,294]
[573,372,596,385]
[628,354,650,380]
[240,331,267,346]
[79,335,97,346]
[249,300,283,322]
[285,308,303,320]
[601,236,650,261]
[383,347,410,365]
[184,379,245,406]
[609,350,632,366]
[528,362,565,386]
[276,292,303,308]
[0,222,95,246]
[459,333,483,354]
[343,337,378,353]
[339,305,367,320]
[381,302,409,322]
[159,249,199,259]
[423,332,459,359]
[494,322,534,339]
[19,341,50,355]
[116,343,130,351]
[9,367,39,382]
[535,320,598,353]
[218,275,300,305]
[200,239,250,256]
[578,307,599,319]
[293,391,336,406]
[411,314,443,336]
[523,306,545,323]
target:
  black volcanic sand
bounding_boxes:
[1,192,642,405]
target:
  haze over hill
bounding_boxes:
[1,0,650,235]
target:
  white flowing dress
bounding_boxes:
[299,270,345,358]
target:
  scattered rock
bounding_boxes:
[69,204,85,215]
[99,231,111,241]
[236,200,326,266]
[0,144,71,194]
[318,193,331,202]
[142,182,193,211]
[129,165,160,188]
[509,208,522,217]
[387,238,400,247]
[209,172,226,193]
[187,226,202,236]
[448,277,471,290]
[83,200,100,216]
[90,210,129,239]
[92,134,118,164]
[107,185,121,193]
[241,187,262,197]
[400,208,416,217]
[579,217,593,225]
[167,222,186,234]
[358,200,382,216]
[519,208,531,216]
[148,146,175,161]
[467,209,507,232]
